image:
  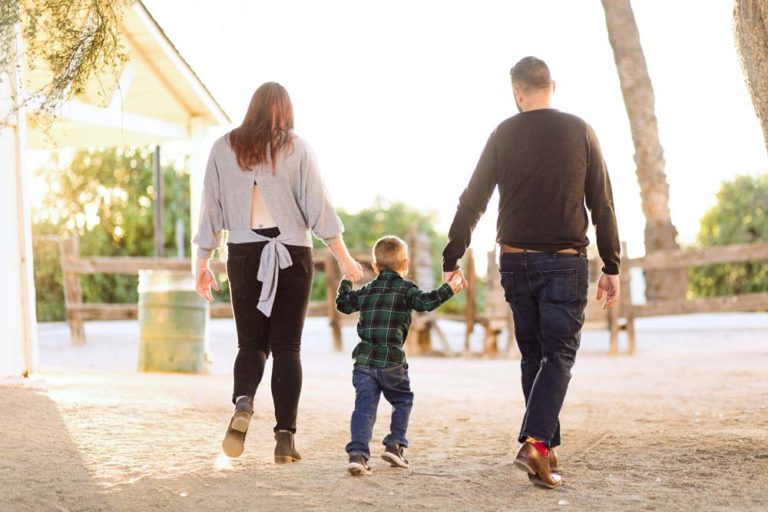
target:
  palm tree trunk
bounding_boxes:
[601,0,687,301]
[734,0,768,154]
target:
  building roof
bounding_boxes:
[25,1,230,149]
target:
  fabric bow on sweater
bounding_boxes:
[252,234,293,317]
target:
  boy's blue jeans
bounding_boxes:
[346,363,414,460]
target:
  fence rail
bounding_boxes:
[465,241,768,356]
[618,242,768,352]
[61,256,192,274]
[58,235,356,346]
[56,232,438,351]
[50,235,768,355]
[627,243,768,270]
[633,292,768,318]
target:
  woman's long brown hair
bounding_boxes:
[228,82,294,172]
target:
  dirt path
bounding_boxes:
[1,315,767,511]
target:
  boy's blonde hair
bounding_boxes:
[373,236,408,272]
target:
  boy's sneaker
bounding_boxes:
[381,443,409,468]
[347,454,372,476]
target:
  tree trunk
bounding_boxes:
[601,0,688,301]
[734,0,768,154]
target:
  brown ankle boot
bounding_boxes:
[274,430,301,464]
[222,396,253,458]
[514,441,562,489]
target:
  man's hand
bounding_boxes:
[448,273,464,294]
[443,268,468,289]
[596,273,620,310]
[195,260,219,303]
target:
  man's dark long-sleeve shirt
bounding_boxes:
[442,108,621,275]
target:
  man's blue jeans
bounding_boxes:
[500,251,588,448]
[346,363,414,459]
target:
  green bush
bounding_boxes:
[689,174,768,297]
[32,147,194,321]
[32,235,65,322]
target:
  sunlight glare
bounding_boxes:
[215,451,233,471]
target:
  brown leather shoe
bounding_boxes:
[514,442,562,489]
[528,447,560,487]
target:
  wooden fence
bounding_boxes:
[53,236,768,354]
[624,242,768,319]
[59,236,356,346]
[57,231,438,350]
[465,242,768,356]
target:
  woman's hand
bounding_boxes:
[340,256,364,282]
[196,258,219,303]
[325,237,364,282]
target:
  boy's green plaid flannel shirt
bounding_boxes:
[336,269,454,368]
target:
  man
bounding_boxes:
[442,56,620,489]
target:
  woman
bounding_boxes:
[193,82,362,462]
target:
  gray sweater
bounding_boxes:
[193,134,344,259]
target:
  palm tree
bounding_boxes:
[601,0,687,300]
[734,0,768,154]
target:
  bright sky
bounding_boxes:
[145,0,767,259]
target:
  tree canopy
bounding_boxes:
[689,174,768,297]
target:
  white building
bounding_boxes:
[0,1,229,376]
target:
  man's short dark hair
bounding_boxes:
[510,56,552,93]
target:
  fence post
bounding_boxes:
[608,303,619,356]
[405,227,435,355]
[483,249,500,357]
[464,249,476,354]
[324,252,343,351]
[60,236,85,345]
[506,308,517,358]
[620,241,636,354]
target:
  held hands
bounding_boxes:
[596,273,620,310]
[326,237,363,282]
[443,268,468,294]
[195,259,219,303]
[341,257,364,282]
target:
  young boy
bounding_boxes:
[336,235,463,475]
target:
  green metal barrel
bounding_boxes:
[137,270,208,373]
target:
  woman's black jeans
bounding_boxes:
[227,229,313,433]
[499,250,588,448]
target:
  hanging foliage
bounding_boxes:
[0,0,129,122]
